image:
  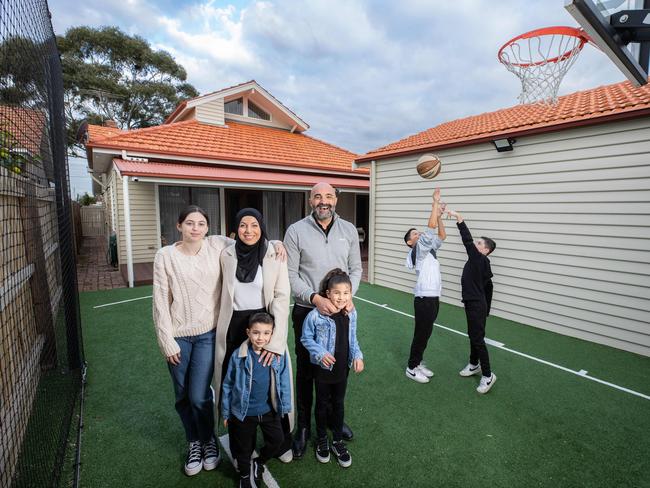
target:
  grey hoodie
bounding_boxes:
[284,213,362,307]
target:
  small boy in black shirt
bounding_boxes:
[446,209,497,394]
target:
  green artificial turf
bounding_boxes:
[78,283,650,488]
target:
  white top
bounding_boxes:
[233,265,265,311]
[405,229,443,298]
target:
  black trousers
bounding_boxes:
[408,296,439,369]
[292,305,314,430]
[315,379,347,441]
[464,300,491,377]
[229,411,284,476]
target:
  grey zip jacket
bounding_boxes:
[284,213,362,307]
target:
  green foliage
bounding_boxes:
[0,36,49,106]
[77,192,97,206]
[0,126,28,175]
[57,26,199,155]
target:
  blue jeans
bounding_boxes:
[168,329,216,442]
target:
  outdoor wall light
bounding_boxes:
[492,138,516,152]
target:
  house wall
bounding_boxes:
[113,176,158,265]
[104,170,116,233]
[195,99,225,126]
[369,117,650,356]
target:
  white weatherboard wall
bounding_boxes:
[370,118,650,356]
[113,177,158,265]
[195,99,225,126]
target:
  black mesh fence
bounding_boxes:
[0,0,84,487]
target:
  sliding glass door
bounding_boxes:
[158,186,220,247]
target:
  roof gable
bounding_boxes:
[165,80,309,131]
[358,79,650,162]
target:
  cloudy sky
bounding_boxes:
[50,0,631,197]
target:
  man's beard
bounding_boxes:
[313,204,334,221]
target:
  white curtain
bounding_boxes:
[263,191,283,240]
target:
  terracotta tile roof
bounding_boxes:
[358,79,650,162]
[114,159,369,189]
[87,124,126,143]
[88,120,366,174]
[0,105,47,154]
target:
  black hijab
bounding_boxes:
[234,208,268,283]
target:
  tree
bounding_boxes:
[57,26,199,155]
[77,192,97,206]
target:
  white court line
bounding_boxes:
[219,434,280,488]
[355,295,650,401]
[93,295,152,308]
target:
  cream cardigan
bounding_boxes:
[213,242,295,430]
[152,235,233,357]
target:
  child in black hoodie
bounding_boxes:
[446,209,497,394]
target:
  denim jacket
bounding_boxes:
[300,308,363,370]
[221,340,292,422]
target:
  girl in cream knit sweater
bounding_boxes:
[153,205,229,477]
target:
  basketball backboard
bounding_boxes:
[565,0,649,85]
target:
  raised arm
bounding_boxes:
[427,187,441,230]
[447,209,480,258]
[437,213,447,241]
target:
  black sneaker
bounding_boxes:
[239,475,253,488]
[184,441,203,476]
[252,458,265,484]
[315,436,330,463]
[202,437,221,470]
[331,440,352,468]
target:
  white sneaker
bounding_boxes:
[184,441,203,476]
[277,449,293,463]
[416,363,434,378]
[202,437,220,470]
[459,363,482,377]
[477,373,497,394]
[405,367,430,383]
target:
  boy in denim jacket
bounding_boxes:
[301,269,363,468]
[222,312,292,487]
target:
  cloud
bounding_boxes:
[49,0,632,158]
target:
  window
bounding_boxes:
[224,97,243,115]
[158,186,220,247]
[248,101,270,121]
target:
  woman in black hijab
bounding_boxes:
[214,209,295,463]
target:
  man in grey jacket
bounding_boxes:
[284,182,362,458]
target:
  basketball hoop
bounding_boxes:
[498,26,591,105]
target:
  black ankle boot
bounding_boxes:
[291,427,310,459]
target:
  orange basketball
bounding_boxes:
[416,154,442,179]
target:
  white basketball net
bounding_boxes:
[499,29,588,105]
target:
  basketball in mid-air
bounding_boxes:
[416,154,442,179]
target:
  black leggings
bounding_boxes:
[229,412,284,476]
[408,296,439,369]
[465,300,491,377]
[315,378,347,441]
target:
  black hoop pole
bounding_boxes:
[641,1,650,73]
